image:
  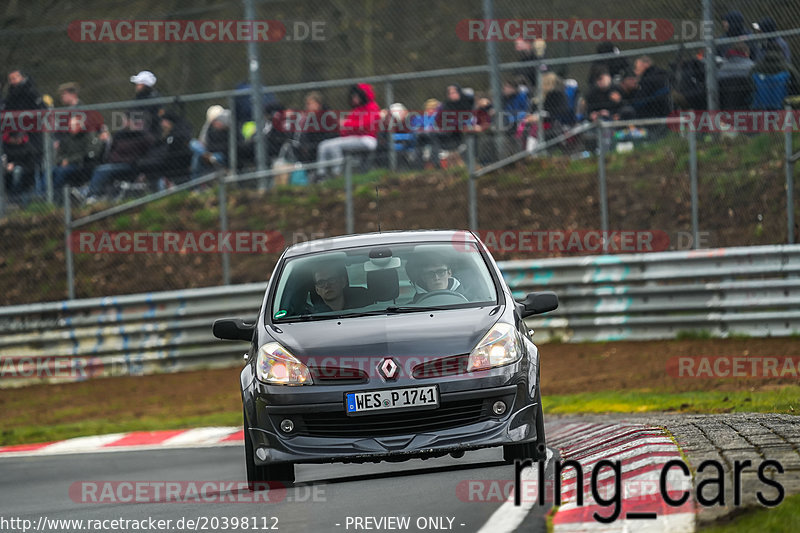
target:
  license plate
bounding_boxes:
[346,386,439,414]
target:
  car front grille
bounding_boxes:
[295,398,489,438]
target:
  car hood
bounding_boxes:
[266,306,502,361]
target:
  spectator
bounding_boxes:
[417,98,442,168]
[315,83,381,179]
[431,84,474,161]
[378,102,419,169]
[519,72,576,150]
[616,69,639,105]
[751,41,800,109]
[81,112,155,204]
[472,95,496,164]
[296,91,337,163]
[263,101,291,160]
[588,42,631,86]
[541,73,576,126]
[129,70,162,137]
[191,106,238,178]
[197,105,224,148]
[756,17,791,62]
[584,67,622,121]
[717,11,758,61]
[502,79,530,134]
[137,110,194,189]
[671,50,707,110]
[52,116,102,194]
[57,82,81,107]
[473,96,494,133]
[233,80,278,140]
[513,38,548,89]
[2,131,37,204]
[4,69,44,112]
[717,43,756,110]
[4,69,45,188]
[631,56,672,118]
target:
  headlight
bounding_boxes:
[467,322,521,372]
[256,342,313,385]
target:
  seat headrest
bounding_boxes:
[367,268,400,301]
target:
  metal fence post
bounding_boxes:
[344,156,354,234]
[386,81,396,172]
[482,0,504,161]
[536,67,545,151]
[0,141,6,218]
[689,125,699,249]
[702,0,718,111]
[64,186,75,300]
[44,131,55,204]
[596,122,609,253]
[244,0,267,189]
[228,95,239,178]
[467,135,478,231]
[219,173,231,285]
[787,103,795,244]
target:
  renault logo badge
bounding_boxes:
[378,357,399,380]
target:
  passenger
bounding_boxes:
[310,262,371,312]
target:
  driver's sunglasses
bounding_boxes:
[421,267,450,280]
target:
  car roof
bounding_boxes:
[284,230,478,258]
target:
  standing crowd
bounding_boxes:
[2,10,798,206]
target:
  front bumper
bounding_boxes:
[246,381,539,465]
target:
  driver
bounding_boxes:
[407,253,464,303]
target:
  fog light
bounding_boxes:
[280,419,294,433]
[492,401,507,415]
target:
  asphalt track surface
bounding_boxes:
[0,444,558,533]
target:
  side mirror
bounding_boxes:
[212,318,255,341]
[519,291,558,318]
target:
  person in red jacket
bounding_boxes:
[316,83,380,180]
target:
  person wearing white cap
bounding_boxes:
[130,70,157,90]
[130,70,162,136]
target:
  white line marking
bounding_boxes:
[475,448,554,533]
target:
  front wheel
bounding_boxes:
[243,406,295,489]
[503,391,547,462]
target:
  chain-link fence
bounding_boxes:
[2,0,800,304]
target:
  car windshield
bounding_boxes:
[270,241,498,321]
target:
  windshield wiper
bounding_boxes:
[385,305,451,313]
[283,314,327,322]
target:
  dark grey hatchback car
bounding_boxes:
[212,230,557,487]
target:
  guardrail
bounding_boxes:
[2,244,799,387]
[506,244,800,342]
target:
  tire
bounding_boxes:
[243,406,295,490]
[503,389,547,463]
